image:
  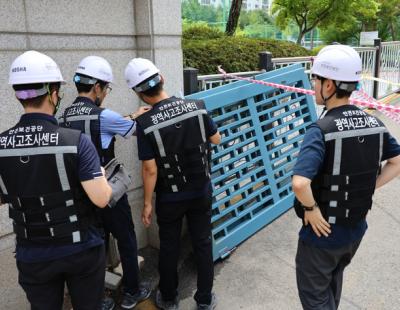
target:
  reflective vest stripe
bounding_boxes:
[61,115,99,122]
[154,130,166,157]
[198,114,206,142]
[328,138,343,224]
[0,146,77,157]
[144,109,208,134]
[60,115,99,138]
[324,127,387,141]
[55,153,70,192]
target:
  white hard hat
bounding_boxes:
[311,45,362,82]
[75,56,113,83]
[9,50,65,85]
[125,58,160,89]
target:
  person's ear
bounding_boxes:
[51,88,59,105]
[325,79,336,93]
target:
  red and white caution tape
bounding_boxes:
[217,66,400,116]
[355,88,400,124]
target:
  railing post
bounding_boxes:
[183,67,199,96]
[373,38,382,99]
[258,51,273,72]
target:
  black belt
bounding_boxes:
[9,205,78,224]
[318,170,377,187]
[320,187,374,202]
[2,191,73,209]
[13,218,90,240]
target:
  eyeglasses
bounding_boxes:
[310,74,325,88]
[104,85,112,95]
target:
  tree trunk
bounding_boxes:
[225,0,243,36]
[296,31,304,45]
[390,22,396,41]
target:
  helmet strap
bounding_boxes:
[46,84,62,115]
[320,79,336,107]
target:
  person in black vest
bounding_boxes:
[124,58,221,310]
[292,45,400,310]
[0,50,112,310]
[59,56,150,310]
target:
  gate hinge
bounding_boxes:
[219,246,236,260]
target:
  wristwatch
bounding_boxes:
[302,202,318,211]
[129,112,137,120]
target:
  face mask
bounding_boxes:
[94,97,102,107]
[53,95,62,115]
[46,84,63,115]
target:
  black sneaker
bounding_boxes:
[120,287,151,309]
[197,293,217,310]
[100,297,115,310]
[155,290,179,310]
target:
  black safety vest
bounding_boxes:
[136,97,211,193]
[0,116,98,246]
[59,97,115,165]
[311,105,386,226]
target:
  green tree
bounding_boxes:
[239,9,275,38]
[273,0,357,45]
[320,0,379,44]
[377,0,400,41]
[239,9,273,29]
[182,0,219,23]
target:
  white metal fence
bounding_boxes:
[195,44,399,99]
[379,41,400,97]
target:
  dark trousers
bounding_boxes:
[156,194,214,305]
[296,238,362,310]
[100,194,140,294]
[17,244,105,310]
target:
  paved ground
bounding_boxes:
[1,109,400,309]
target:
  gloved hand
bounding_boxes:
[105,158,132,207]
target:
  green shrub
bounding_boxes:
[183,36,310,74]
[182,23,225,40]
[310,45,326,56]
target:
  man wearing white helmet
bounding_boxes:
[59,56,150,310]
[125,58,220,310]
[292,45,400,309]
[0,51,112,309]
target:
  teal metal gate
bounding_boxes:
[187,64,317,261]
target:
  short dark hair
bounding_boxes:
[75,73,108,93]
[335,88,353,99]
[136,74,163,97]
[12,82,60,108]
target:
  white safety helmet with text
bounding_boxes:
[9,50,65,86]
[311,45,362,82]
[75,56,113,83]
[124,58,161,92]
